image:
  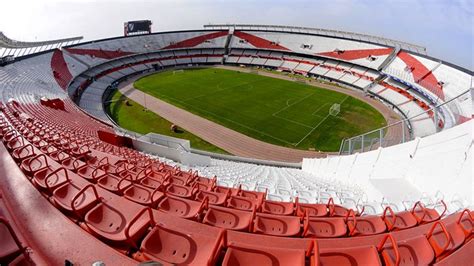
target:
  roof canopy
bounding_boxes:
[0,31,83,49]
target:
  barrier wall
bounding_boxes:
[303,119,473,207]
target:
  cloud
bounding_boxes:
[0,0,472,69]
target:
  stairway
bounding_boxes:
[378,45,401,71]
[222,28,234,63]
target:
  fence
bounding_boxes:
[339,89,471,155]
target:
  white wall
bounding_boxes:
[303,120,473,208]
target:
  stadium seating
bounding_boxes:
[0,26,472,265]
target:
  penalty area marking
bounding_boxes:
[272,92,315,116]
[294,95,350,146]
[311,103,329,116]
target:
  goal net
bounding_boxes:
[329,103,341,116]
[173,69,184,74]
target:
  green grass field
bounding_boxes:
[106,91,229,154]
[134,68,387,151]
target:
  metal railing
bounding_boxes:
[339,89,472,155]
[0,31,83,58]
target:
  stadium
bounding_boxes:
[0,4,472,266]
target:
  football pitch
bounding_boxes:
[134,68,386,151]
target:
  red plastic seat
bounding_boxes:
[2,129,18,143]
[172,169,196,183]
[303,213,348,238]
[39,144,58,155]
[99,163,118,176]
[347,209,387,236]
[166,184,197,199]
[33,167,70,193]
[239,189,266,202]
[428,221,462,260]
[140,176,167,190]
[228,195,259,211]
[222,241,310,266]
[261,200,294,216]
[433,239,474,266]
[167,176,188,186]
[52,183,100,217]
[296,197,328,217]
[328,198,352,217]
[137,224,224,265]
[49,149,71,163]
[61,156,86,171]
[76,164,107,182]
[83,203,154,248]
[175,170,195,181]
[6,135,25,151]
[321,234,400,266]
[144,170,169,182]
[203,205,255,231]
[83,155,100,167]
[157,196,207,220]
[412,201,447,224]
[193,181,214,191]
[0,126,13,138]
[194,175,216,186]
[115,162,138,175]
[123,184,164,207]
[11,144,35,162]
[253,213,301,237]
[167,174,191,186]
[70,144,90,157]
[97,173,132,194]
[33,139,49,150]
[196,190,228,206]
[381,233,435,265]
[214,185,240,196]
[20,154,50,176]
[382,206,418,231]
[455,209,473,238]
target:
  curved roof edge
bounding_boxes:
[0,31,83,49]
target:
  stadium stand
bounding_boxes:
[0,25,472,265]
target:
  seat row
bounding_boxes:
[0,109,454,240]
[1,101,473,265]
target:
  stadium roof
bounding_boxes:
[0,31,83,49]
[204,24,427,54]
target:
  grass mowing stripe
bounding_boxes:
[134,68,387,151]
[151,90,298,146]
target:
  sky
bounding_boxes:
[0,0,473,70]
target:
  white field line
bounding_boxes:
[272,93,324,129]
[272,92,315,116]
[311,103,329,116]
[294,95,350,146]
[273,115,313,129]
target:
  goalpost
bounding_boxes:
[329,103,341,116]
[173,69,184,75]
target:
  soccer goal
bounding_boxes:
[173,69,184,75]
[329,103,341,116]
